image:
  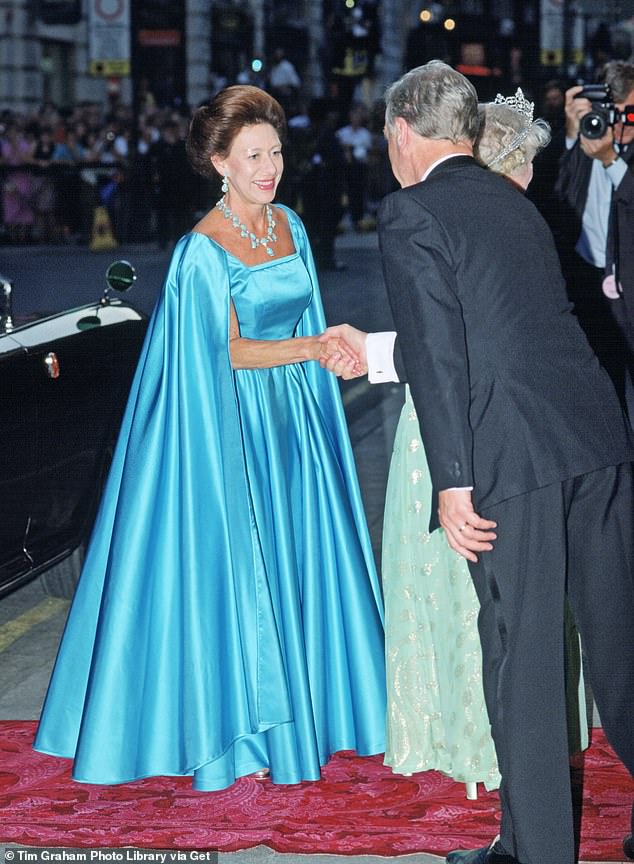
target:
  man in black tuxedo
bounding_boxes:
[325,61,634,864]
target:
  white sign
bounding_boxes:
[89,0,130,77]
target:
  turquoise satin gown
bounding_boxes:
[34,209,386,790]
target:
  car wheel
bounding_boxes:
[39,544,85,600]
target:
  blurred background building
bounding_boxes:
[2,0,634,116]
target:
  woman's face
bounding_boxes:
[215,122,283,206]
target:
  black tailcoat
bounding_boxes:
[378,156,633,527]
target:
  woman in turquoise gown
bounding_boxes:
[34,86,386,790]
[382,92,587,793]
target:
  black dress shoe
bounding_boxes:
[624,834,634,860]
[446,838,520,864]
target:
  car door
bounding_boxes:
[17,304,147,574]
[0,333,41,587]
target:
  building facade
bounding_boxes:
[0,0,629,116]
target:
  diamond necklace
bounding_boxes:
[216,195,278,257]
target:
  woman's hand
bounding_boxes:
[312,335,366,377]
[317,326,368,379]
[308,333,364,378]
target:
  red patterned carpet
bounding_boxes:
[0,722,632,858]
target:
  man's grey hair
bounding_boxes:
[384,60,480,144]
[600,60,634,102]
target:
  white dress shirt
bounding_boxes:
[564,136,629,268]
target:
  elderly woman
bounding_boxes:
[34,86,386,791]
[381,90,586,798]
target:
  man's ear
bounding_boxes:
[394,117,408,149]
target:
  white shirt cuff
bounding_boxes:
[366,331,399,383]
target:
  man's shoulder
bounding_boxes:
[379,159,502,216]
[378,184,424,225]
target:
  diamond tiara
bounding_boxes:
[492,88,534,124]
[485,87,535,168]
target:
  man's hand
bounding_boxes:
[319,324,368,379]
[318,335,366,379]
[438,488,497,563]
[564,85,618,165]
[578,126,617,165]
[321,324,368,363]
[564,85,589,139]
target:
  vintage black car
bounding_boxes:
[0,261,148,598]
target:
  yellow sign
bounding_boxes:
[540,48,583,66]
[90,206,118,252]
[90,59,130,76]
[333,47,368,78]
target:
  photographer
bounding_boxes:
[557,61,634,417]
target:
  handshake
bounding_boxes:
[318,324,368,380]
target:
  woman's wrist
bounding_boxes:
[301,336,321,362]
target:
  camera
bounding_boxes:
[574,84,634,139]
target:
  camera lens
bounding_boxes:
[580,110,608,139]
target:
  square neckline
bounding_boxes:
[190,231,299,271]
[191,202,300,271]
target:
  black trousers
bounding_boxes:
[469,463,634,864]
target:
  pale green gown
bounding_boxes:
[382,387,588,791]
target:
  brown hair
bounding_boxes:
[186,85,287,179]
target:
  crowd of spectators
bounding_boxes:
[0,76,395,251]
[0,58,598,260]
[0,98,201,246]
[3,0,634,249]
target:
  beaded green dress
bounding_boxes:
[382,387,588,790]
[382,387,500,790]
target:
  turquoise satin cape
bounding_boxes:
[34,209,383,783]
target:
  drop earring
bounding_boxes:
[221,173,229,194]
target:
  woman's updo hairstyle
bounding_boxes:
[474,97,551,177]
[186,85,287,179]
